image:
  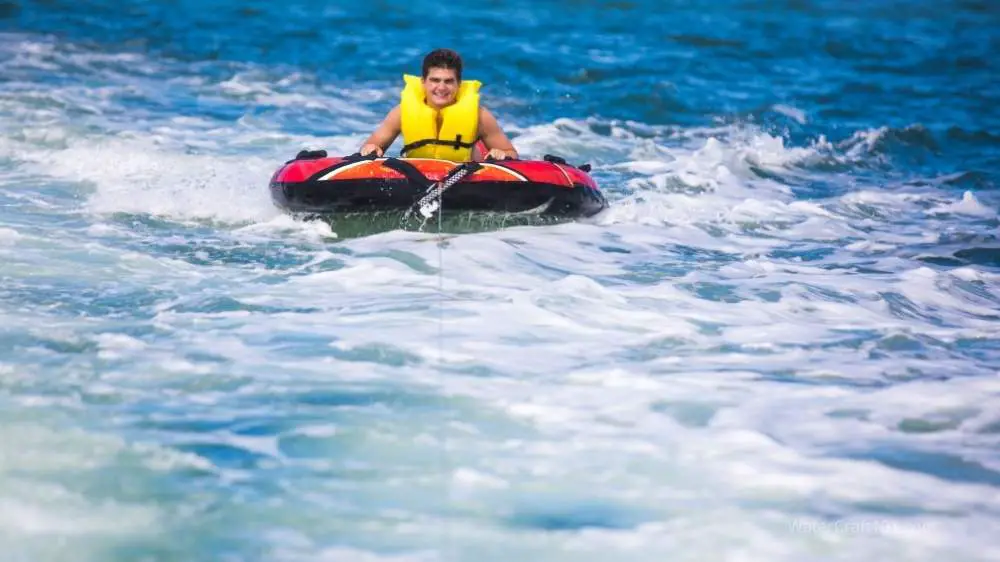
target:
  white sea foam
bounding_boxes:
[930,190,996,218]
[772,103,808,124]
[0,227,21,245]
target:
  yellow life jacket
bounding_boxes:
[399,73,480,161]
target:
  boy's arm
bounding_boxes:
[478,107,518,160]
[360,105,402,156]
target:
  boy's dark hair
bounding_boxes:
[422,49,463,81]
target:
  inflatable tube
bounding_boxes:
[269,150,608,218]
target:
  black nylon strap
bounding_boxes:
[380,157,432,188]
[400,136,478,156]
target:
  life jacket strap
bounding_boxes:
[400,134,478,156]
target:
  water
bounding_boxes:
[2,1,999,560]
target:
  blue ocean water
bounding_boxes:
[2,0,999,560]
